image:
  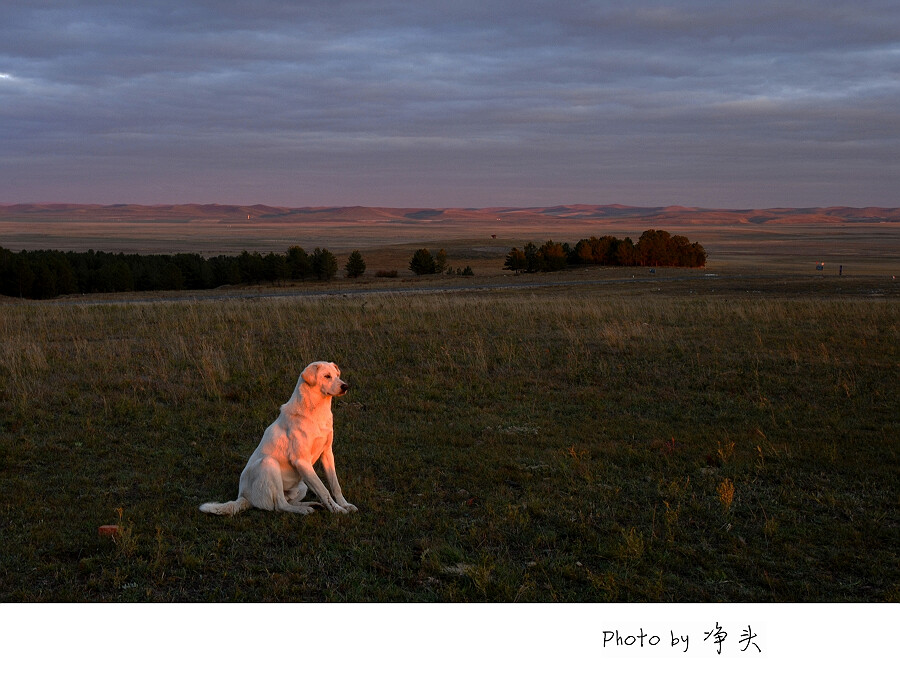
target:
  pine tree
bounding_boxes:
[311,248,338,280]
[287,246,311,279]
[345,250,366,278]
[504,247,526,272]
[434,248,447,274]
[409,248,436,275]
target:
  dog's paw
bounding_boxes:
[332,502,358,514]
[324,501,347,514]
[331,499,357,513]
[290,501,321,515]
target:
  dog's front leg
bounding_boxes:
[291,459,348,514]
[321,446,357,512]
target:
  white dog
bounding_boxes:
[200,361,357,516]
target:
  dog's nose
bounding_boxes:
[340,383,349,393]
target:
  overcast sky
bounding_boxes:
[1,1,898,208]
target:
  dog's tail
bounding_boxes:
[199,496,250,516]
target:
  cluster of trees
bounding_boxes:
[504,229,707,273]
[0,245,361,299]
[408,248,447,275]
[408,248,473,276]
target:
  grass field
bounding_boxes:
[1,269,897,601]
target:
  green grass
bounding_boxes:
[1,276,897,601]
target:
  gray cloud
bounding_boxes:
[1,0,898,206]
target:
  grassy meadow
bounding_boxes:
[1,275,897,601]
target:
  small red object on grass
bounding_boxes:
[98,525,119,537]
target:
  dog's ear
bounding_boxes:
[301,362,319,387]
[331,362,341,377]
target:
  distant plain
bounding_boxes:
[2,203,899,278]
[1,204,897,601]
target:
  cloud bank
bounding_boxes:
[2,0,898,206]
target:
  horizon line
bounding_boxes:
[3,201,899,212]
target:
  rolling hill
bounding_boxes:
[2,202,899,225]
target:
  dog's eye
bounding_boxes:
[325,374,332,379]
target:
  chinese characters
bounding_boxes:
[602,624,761,656]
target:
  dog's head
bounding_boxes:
[300,361,349,398]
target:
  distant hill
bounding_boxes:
[524,204,900,224]
[1,202,899,225]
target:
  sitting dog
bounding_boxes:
[200,361,357,516]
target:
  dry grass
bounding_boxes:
[0,276,898,601]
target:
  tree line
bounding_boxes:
[0,245,358,299]
[408,248,474,277]
[504,229,707,273]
